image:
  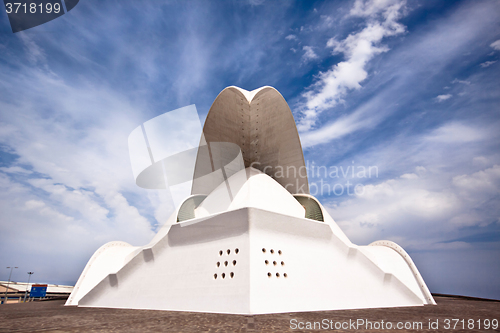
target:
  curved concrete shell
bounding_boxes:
[192,86,309,195]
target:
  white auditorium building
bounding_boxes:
[66,86,435,314]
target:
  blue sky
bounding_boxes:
[0,0,499,299]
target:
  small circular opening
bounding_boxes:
[227,249,230,255]
[284,273,288,278]
[219,250,223,256]
[235,248,239,254]
[216,262,220,267]
[230,272,234,278]
[262,248,266,253]
[267,272,271,277]
[273,261,277,266]
[276,273,280,278]
[278,250,282,255]
[281,261,285,266]
[222,273,225,279]
[265,260,269,265]
[270,249,274,254]
[224,261,228,266]
[233,260,237,266]
[214,274,217,279]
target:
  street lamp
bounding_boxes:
[3,266,18,305]
[23,272,34,303]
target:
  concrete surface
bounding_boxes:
[193,86,309,195]
[0,296,498,332]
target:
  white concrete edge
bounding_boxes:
[368,240,437,305]
[65,241,135,306]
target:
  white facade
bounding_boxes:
[66,86,435,313]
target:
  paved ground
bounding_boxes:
[0,296,498,332]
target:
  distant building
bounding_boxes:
[66,86,435,314]
[1,281,73,303]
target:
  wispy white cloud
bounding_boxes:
[248,0,265,5]
[302,45,318,62]
[320,15,334,28]
[24,199,46,210]
[300,93,387,147]
[300,110,366,148]
[320,115,500,264]
[330,160,499,246]
[17,33,47,64]
[480,60,497,68]
[425,122,486,143]
[435,93,452,102]
[491,39,500,50]
[350,0,406,18]
[452,78,471,85]
[330,167,460,246]
[0,166,32,174]
[453,164,500,197]
[297,0,407,131]
[298,0,499,148]
[285,34,297,41]
[400,173,419,179]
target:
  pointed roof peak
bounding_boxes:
[227,86,274,103]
